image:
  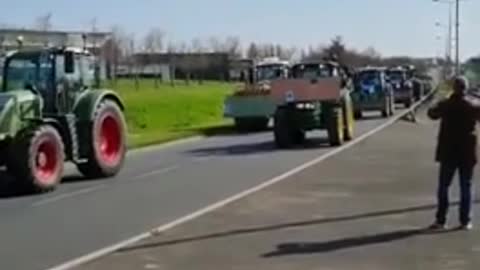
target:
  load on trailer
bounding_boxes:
[351,66,395,118]
[223,57,290,131]
[0,46,127,192]
[270,60,355,148]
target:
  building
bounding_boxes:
[130,52,231,81]
[0,28,112,79]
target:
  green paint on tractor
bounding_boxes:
[0,46,127,193]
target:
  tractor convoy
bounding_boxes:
[0,43,433,194]
[0,46,127,193]
[225,59,434,147]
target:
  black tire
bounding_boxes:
[234,117,269,132]
[7,125,65,193]
[77,99,127,179]
[327,106,344,146]
[354,110,362,119]
[404,97,412,108]
[251,117,269,131]
[293,129,306,144]
[274,108,293,148]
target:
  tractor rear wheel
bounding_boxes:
[274,108,294,148]
[342,99,354,141]
[327,106,345,146]
[8,125,65,193]
[77,100,127,179]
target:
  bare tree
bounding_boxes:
[34,12,52,31]
[166,41,178,86]
[207,36,222,52]
[143,27,165,88]
[33,12,52,46]
[191,38,209,84]
[124,34,139,90]
[247,42,259,59]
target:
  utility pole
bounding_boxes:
[455,0,460,75]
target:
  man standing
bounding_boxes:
[428,76,480,230]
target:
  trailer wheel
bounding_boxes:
[274,108,293,148]
[234,117,269,132]
[8,125,65,193]
[77,99,127,179]
[327,106,345,146]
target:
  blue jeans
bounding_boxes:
[436,162,475,225]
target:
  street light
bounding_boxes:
[433,0,463,75]
[435,21,452,63]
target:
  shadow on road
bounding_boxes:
[188,124,273,138]
[261,228,434,258]
[0,169,99,199]
[186,137,331,157]
[117,201,476,253]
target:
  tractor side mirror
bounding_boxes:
[65,51,75,74]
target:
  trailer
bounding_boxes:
[270,61,355,148]
[223,57,290,131]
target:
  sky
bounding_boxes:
[2,0,480,60]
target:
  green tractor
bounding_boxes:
[0,46,127,192]
[270,61,355,148]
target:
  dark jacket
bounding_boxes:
[428,93,480,165]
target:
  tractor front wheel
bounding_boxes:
[77,100,127,179]
[327,106,345,146]
[8,125,65,193]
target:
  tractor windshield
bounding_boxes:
[291,64,332,79]
[3,53,53,92]
[386,70,404,82]
[355,70,381,85]
[256,64,285,81]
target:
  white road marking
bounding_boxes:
[32,185,105,207]
[128,136,205,156]
[133,165,180,180]
[45,91,436,270]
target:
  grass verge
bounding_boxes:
[106,79,235,148]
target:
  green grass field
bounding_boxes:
[106,79,234,148]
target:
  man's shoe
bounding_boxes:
[428,222,446,230]
[459,223,473,230]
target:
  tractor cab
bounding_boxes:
[254,57,290,82]
[0,46,126,193]
[353,67,387,93]
[291,62,339,79]
[2,47,96,114]
[291,61,350,88]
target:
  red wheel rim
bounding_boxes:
[98,114,122,166]
[34,139,59,185]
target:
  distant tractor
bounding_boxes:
[0,47,127,192]
[351,67,395,118]
[224,57,290,132]
[270,60,355,148]
[386,67,415,108]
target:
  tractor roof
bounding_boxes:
[357,66,387,72]
[5,46,92,59]
[292,61,339,68]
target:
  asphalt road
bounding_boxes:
[0,107,401,270]
[74,104,480,270]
